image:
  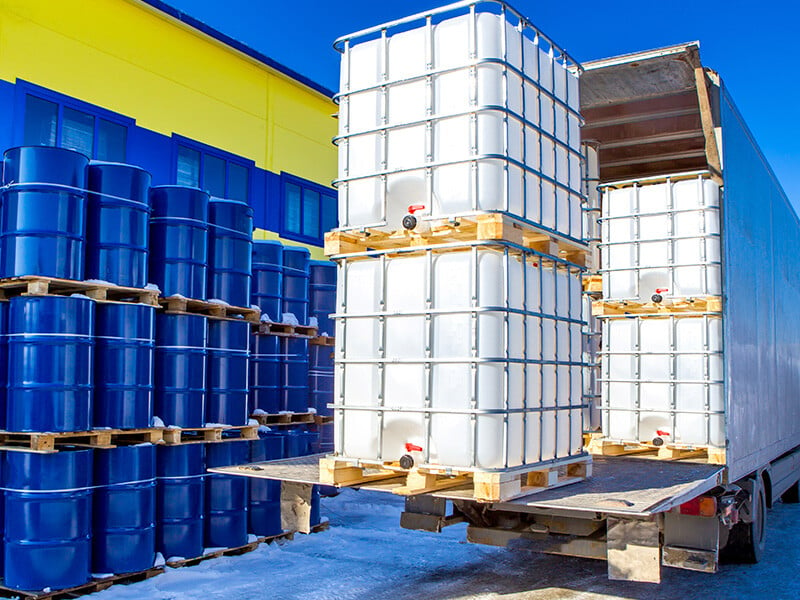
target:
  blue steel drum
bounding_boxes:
[93,445,156,574]
[309,343,334,418]
[281,246,310,324]
[251,241,283,323]
[154,313,207,428]
[94,302,155,429]
[0,302,8,430]
[206,319,249,426]
[282,337,309,413]
[149,186,209,299]
[4,449,93,590]
[156,444,205,560]
[86,162,152,288]
[7,295,94,432]
[208,198,253,307]
[309,260,336,335]
[205,441,249,548]
[0,146,88,279]
[249,334,281,415]
[248,433,284,537]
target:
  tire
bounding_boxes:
[781,480,800,504]
[721,477,767,564]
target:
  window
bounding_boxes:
[22,92,128,161]
[175,142,250,202]
[281,174,337,244]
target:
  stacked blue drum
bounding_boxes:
[205,440,249,548]
[156,444,205,560]
[208,198,253,307]
[149,186,209,299]
[248,433,283,537]
[93,445,156,574]
[282,246,310,414]
[251,241,283,322]
[94,303,155,429]
[206,319,249,426]
[0,146,88,279]
[7,295,94,432]
[3,449,93,590]
[155,313,207,428]
[86,162,151,288]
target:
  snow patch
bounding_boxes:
[207,298,231,306]
[308,316,319,328]
[145,283,161,292]
[281,313,299,326]
[151,416,165,428]
[252,409,268,416]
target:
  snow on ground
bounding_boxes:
[90,489,800,600]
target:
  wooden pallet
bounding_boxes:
[325,213,590,265]
[310,335,335,347]
[319,455,592,503]
[314,414,334,426]
[582,274,603,294]
[0,428,163,453]
[587,436,726,464]
[254,321,318,338]
[166,521,330,569]
[592,296,722,316]
[161,425,259,445]
[0,276,160,306]
[0,566,164,600]
[250,412,317,427]
[160,296,261,323]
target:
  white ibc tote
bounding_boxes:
[332,241,586,470]
[335,1,583,240]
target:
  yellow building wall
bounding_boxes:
[0,0,337,190]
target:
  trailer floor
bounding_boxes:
[91,488,797,600]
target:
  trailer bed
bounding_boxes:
[209,455,724,517]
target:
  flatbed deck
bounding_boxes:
[209,454,724,517]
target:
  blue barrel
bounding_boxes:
[248,433,283,537]
[93,445,156,574]
[249,334,281,415]
[205,441,249,548]
[4,449,93,590]
[7,295,94,432]
[149,186,209,299]
[208,198,253,307]
[0,302,8,430]
[0,146,88,279]
[155,313,207,428]
[156,444,205,560]
[206,319,249,426]
[282,246,310,324]
[282,337,309,413]
[309,260,336,335]
[251,241,283,323]
[86,162,152,288]
[94,302,155,429]
[309,344,334,418]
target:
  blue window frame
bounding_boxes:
[174,137,252,203]
[280,173,337,245]
[18,81,131,161]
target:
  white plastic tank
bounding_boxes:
[601,315,724,447]
[336,5,583,240]
[600,174,722,301]
[333,244,585,470]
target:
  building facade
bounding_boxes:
[0,0,338,257]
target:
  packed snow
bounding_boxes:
[89,489,800,600]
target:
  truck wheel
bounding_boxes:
[721,478,766,564]
[781,481,800,504]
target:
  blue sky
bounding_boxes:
[165,0,800,205]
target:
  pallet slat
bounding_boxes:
[325,213,590,265]
[250,412,317,427]
[587,436,726,465]
[0,276,160,306]
[161,425,259,445]
[160,296,260,323]
[0,428,163,453]
[255,321,318,338]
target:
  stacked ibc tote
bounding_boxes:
[320,0,593,501]
[0,144,329,596]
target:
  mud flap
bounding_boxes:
[607,516,661,583]
[281,481,313,534]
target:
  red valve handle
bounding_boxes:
[407,204,426,214]
[405,443,423,452]
[655,288,669,294]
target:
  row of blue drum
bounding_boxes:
[0,145,253,307]
[0,430,320,591]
